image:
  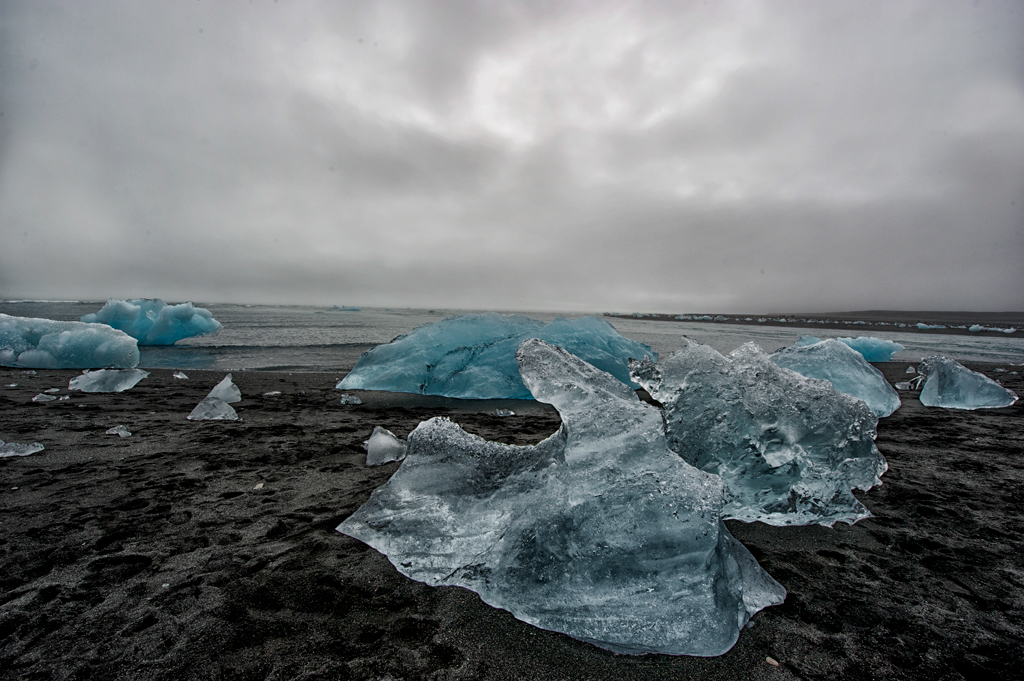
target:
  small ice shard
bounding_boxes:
[21,370,37,375]
[917,357,1018,410]
[81,298,222,345]
[363,426,407,466]
[32,394,57,402]
[0,440,45,458]
[106,425,131,437]
[263,390,282,396]
[5,383,17,387]
[771,339,901,417]
[68,368,150,393]
[835,337,904,362]
[906,366,916,374]
[631,339,886,527]
[338,313,656,399]
[206,374,241,403]
[339,394,362,405]
[494,408,515,417]
[187,397,239,421]
[44,388,60,393]
[339,339,785,656]
[58,395,70,401]
[173,371,189,380]
[1,314,139,369]
[895,381,912,390]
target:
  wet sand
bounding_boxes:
[1,365,1022,680]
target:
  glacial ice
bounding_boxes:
[69,368,150,393]
[32,394,57,402]
[363,426,407,466]
[339,339,785,656]
[495,408,515,417]
[81,298,222,345]
[1,314,140,369]
[630,339,886,527]
[771,339,901,417]
[917,323,946,330]
[188,374,241,421]
[106,425,131,437]
[339,394,363,405]
[338,313,656,399]
[0,440,45,458]
[794,335,904,362]
[917,357,1018,410]
[206,374,241,403]
[906,366,916,374]
[173,371,189,380]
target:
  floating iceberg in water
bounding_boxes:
[771,339,901,417]
[338,313,656,399]
[339,339,785,656]
[363,426,407,466]
[81,298,222,345]
[69,368,149,393]
[631,339,886,527]
[794,335,904,362]
[1,314,139,369]
[188,374,241,421]
[0,440,45,458]
[917,357,1018,410]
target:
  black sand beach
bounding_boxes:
[1,366,1022,680]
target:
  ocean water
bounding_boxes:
[2,301,1023,371]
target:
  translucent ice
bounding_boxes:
[494,408,515,417]
[771,339,901,417]
[794,335,904,362]
[338,313,656,399]
[81,299,222,345]
[631,339,886,527]
[106,425,131,437]
[69,368,150,393]
[905,366,916,374]
[339,394,363,405]
[917,323,946,330]
[0,440,45,458]
[1,314,139,369]
[206,374,241,403]
[339,339,785,656]
[363,426,407,466]
[32,394,57,402]
[188,374,241,420]
[173,371,189,380]
[917,357,1018,410]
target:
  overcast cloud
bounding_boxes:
[1,0,1022,313]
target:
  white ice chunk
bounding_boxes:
[494,408,515,417]
[187,397,239,421]
[906,366,916,374]
[338,313,656,399]
[206,374,241,403]
[106,425,131,437]
[69,368,149,393]
[81,298,222,345]
[263,390,282,396]
[173,371,189,380]
[44,388,60,393]
[32,394,56,402]
[362,426,407,466]
[771,339,901,417]
[339,339,785,656]
[0,440,45,458]
[339,394,362,405]
[917,323,946,330]
[1,313,139,369]
[917,357,1018,410]
[631,339,887,527]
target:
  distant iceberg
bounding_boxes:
[1,314,139,369]
[794,335,904,362]
[338,313,656,399]
[917,357,1018,410]
[81,298,222,345]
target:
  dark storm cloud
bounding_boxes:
[1,0,1022,313]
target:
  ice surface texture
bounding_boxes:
[338,313,656,399]
[339,339,785,656]
[794,335,904,362]
[69,369,149,393]
[917,357,1018,410]
[81,298,222,345]
[363,426,407,466]
[1,314,139,369]
[631,340,887,527]
[188,374,241,421]
[0,440,45,458]
[771,339,901,417]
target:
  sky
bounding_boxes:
[1,0,1022,314]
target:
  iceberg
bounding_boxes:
[771,339,901,417]
[1,314,139,369]
[363,426,407,466]
[794,335,904,362]
[0,440,45,458]
[917,357,1018,410]
[630,340,886,527]
[338,313,656,399]
[188,374,241,421]
[68,368,149,393]
[339,339,785,656]
[81,298,222,345]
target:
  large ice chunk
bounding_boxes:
[771,339,901,417]
[630,340,886,527]
[188,374,241,421]
[794,334,904,362]
[917,356,1018,409]
[337,313,656,399]
[339,339,785,656]
[68,368,150,393]
[0,314,139,369]
[81,298,222,345]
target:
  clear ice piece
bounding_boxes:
[905,366,916,374]
[771,339,901,417]
[206,374,241,403]
[895,381,912,390]
[263,391,282,396]
[1,314,139,369]
[630,339,887,527]
[106,425,131,437]
[494,408,515,417]
[0,440,45,457]
[173,371,189,380]
[81,298,222,345]
[187,397,239,421]
[917,356,1018,409]
[339,394,363,405]
[339,339,785,656]
[363,426,407,466]
[69,369,150,393]
[44,388,60,393]
[32,394,57,402]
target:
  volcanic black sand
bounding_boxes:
[1,365,1022,680]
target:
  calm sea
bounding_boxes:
[3,301,1023,371]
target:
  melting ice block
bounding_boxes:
[106,425,131,437]
[363,426,407,466]
[338,313,656,399]
[0,440,45,457]
[917,357,1018,410]
[339,339,785,656]
[1,314,139,369]
[771,339,901,417]
[188,374,241,420]
[794,335,904,362]
[631,340,886,527]
[81,298,222,345]
[69,368,150,393]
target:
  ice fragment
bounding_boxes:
[339,394,362,405]
[263,390,282,396]
[363,426,407,466]
[906,366,916,374]
[173,371,189,380]
[106,425,131,437]
[187,374,242,420]
[1,314,139,369]
[69,368,150,393]
[32,394,56,402]
[81,298,222,345]
[494,408,515,417]
[206,374,241,403]
[917,357,1018,409]
[0,440,45,457]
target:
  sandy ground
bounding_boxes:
[1,365,1022,681]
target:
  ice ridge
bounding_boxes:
[1,314,139,369]
[82,298,222,345]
